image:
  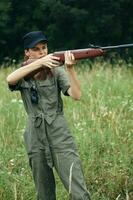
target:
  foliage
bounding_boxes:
[0,0,133,63]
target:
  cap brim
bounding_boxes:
[28,38,47,48]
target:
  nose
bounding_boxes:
[39,49,46,57]
[39,49,44,54]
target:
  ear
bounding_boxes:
[25,49,30,57]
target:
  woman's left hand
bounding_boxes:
[64,51,76,68]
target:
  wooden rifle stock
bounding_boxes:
[23,48,104,78]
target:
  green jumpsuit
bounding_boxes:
[9,66,91,200]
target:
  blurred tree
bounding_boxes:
[0,0,133,63]
[0,0,11,62]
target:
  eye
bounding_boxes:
[32,44,47,52]
[42,45,47,50]
[32,47,39,51]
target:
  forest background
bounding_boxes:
[0,0,133,64]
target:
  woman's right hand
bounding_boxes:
[39,54,61,69]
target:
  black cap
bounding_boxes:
[23,31,48,49]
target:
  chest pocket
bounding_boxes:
[37,77,57,98]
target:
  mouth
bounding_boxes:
[39,55,46,58]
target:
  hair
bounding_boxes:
[24,54,29,61]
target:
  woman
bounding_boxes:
[7,31,91,200]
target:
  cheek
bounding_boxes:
[30,52,40,58]
[45,49,48,54]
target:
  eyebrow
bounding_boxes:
[32,45,47,50]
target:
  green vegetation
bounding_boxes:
[0,0,133,62]
[0,61,133,199]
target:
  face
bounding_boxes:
[25,42,48,59]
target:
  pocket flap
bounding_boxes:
[38,77,55,87]
[21,81,30,89]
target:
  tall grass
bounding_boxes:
[0,61,133,200]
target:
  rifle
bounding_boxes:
[53,43,133,62]
[23,43,133,78]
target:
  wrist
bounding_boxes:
[66,67,76,76]
[66,65,74,70]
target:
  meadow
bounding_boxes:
[0,60,133,200]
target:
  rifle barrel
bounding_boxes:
[101,43,133,50]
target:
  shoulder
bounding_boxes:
[8,78,28,91]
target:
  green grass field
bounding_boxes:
[0,60,133,200]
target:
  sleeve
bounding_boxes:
[8,79,23,91]
[55,66,70,96]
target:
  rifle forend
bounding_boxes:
[53,48,104,62]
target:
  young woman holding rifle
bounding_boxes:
[7,31,91,200]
